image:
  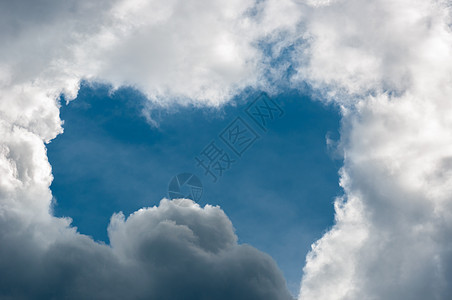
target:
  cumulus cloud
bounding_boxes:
[296,0,452,299]
[0,0,275,109]
[0,0,297,298]
[1,0,452,299]
[0,199,293,299]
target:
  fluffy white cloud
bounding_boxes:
[0,1,296,298]
[297,0,452,299]
[1,0,452,299]
[0,0,277,109]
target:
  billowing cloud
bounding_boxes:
[0,198,293,299]
[1,0,452,299]
[296,0,452,299]
[0,0,286,111]
[0,0,297,298]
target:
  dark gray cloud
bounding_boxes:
[0,199,293,300]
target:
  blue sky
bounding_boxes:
[2,1,452,299]
[48,82,342,294]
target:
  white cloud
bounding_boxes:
[1,0,452,299]
[296,0,452,299]
[0,0,276,109]
[0,1,296,298]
